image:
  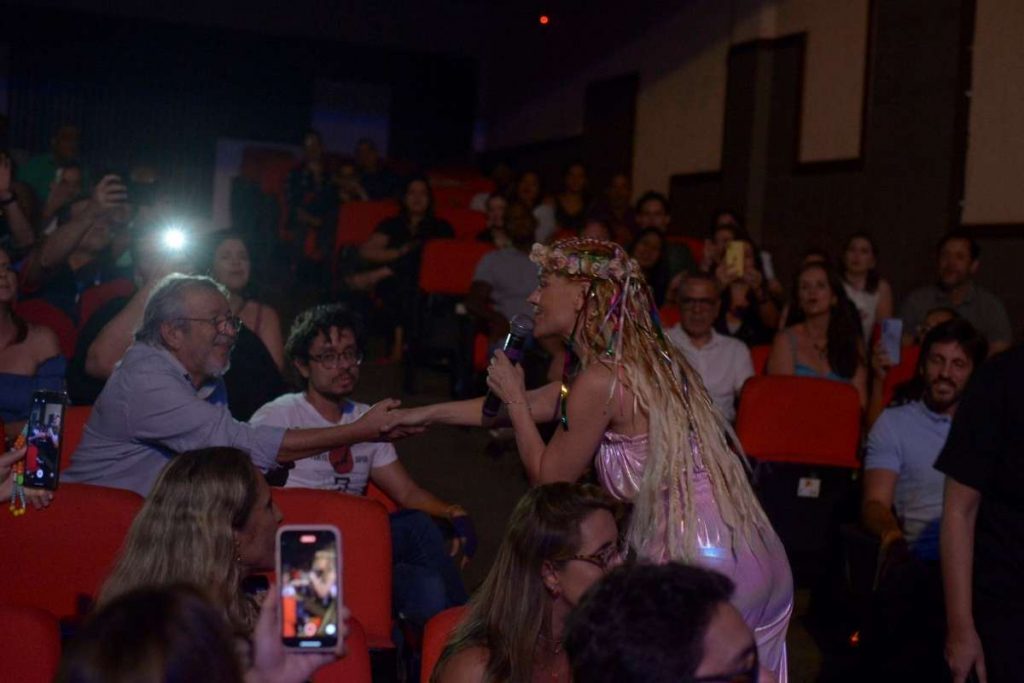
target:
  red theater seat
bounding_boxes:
[335,200,400,251]
[0,605,61,683]
[0,483,143,621]
[15,298,77,358]
[436,207,487,240]
[432,186,479,211]
[881,345,921,407]
[79,278,135,330]
[750,344,772,375]
[61,405,91,470]
[421,605,468,683]
[312,617,372,683]
[418,240,495,296]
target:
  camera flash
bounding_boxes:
[162,227,187,251]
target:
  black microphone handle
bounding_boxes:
[481,330,530,418]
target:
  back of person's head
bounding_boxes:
[135,274,229,346]
[565,563,736,683]
[434,483,621,682]
[286,303,365,365]
[99,448,263,633]
[58,584,243,683]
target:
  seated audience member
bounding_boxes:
[859,319,986,680]
[715,236,782,347]
[18,174,130,321]
[514,170,557,244]
[251,304,468,629]
[666,273,754,422]
[466,203,539,346]
[98,447,280,632]
[579,217,612,241]
[899,231,1012,354]
[285,130,336,289]
[63,274,409,496]
[66,223,190,405]
[359,176,454,362]
[588,172,636,243]
[565,564,772,683]
[634,190,696,276]
[700,210,743,272]
[551,162,591,234]
[936,343,1024,683]
[0,245,64,440]
[207,231,287,420]
[841,232,893,341]
[470,161,515,212]
[768,262,868,406]
[629,228,671,307]
[18,123,83,205]
[0,154,36,259]
[336,161,369,203]
[476,193,509,248]
[432,483,624,683]
[355,138,400,200]
[59,586,343,683]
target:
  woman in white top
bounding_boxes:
[840,233,893,340]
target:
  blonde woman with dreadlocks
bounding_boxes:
[384,238,793,679]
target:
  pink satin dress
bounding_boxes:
[596,431,794,681]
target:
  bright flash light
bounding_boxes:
[162,227,187,251]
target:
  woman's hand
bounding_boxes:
[486,351,527,407]
[353,399,424,442]
[380,406,433,435]
[247,589,348,683]
[945,624,987,683]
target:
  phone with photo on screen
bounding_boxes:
[23,390,67,490]
[277,525,343,651]
[725,240,745,279]
[880,318,903,366]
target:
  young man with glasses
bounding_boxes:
[251,303,470,641]
[65,275,411,496]
[665,272,754,422]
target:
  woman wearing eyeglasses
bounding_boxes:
[432,482,625,683]
[207,231,287,421]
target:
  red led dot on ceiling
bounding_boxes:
[539,15,550,25]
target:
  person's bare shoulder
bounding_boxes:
[434,646,490,683]
[27,323,61,362]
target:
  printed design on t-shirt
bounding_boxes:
[329,446,354,474]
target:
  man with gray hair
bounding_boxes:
[64,274,411,496]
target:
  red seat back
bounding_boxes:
[750,344,772,375]
[418,240,495,296]
[881,345,921,407]
[62,405,91,471]
[0,483,143,620]
[667,234,705,266]
[735,376,862,469]
[240,147,298,240]
[270,488,393,649]
[435,207,487,240]
[421,605,469,683]
[365,481,400,514]
[78,278,135,330]
[335,200,400,249]
[312,617,372,683]
[15,298,77,358]
[658,304,681,329]
[432,186,479,211]
[0,605,61,683]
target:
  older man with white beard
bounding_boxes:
[64,274,408,496]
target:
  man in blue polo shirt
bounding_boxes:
[859,318,987,679]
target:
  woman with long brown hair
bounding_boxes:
[433,482,624,682]
[388,238,793,680]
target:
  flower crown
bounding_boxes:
[529,238,642,284]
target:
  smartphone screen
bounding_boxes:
[278,526,342,651]
[24,391,66,490]
[880,318,903,366]
[725,241,745,279]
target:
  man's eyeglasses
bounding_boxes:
[564,540,628,571]
[178,314,242,334]
[680,297,718,308]
[308,350,364,368]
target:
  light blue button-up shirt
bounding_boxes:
[63,342,285,496]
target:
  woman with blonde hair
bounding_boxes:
[99,447,283,635]
[388,238,793,679]
[433,482,624,682]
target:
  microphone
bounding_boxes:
[482,314,535,418]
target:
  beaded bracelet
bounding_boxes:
[8,432,27,517]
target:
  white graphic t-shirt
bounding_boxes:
[250,393,397,495]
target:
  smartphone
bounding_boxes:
[880,318,903,366]
[760,250,776,281]
[725,241,745,279]
[277,525,342,651]
[23,390,67,490]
